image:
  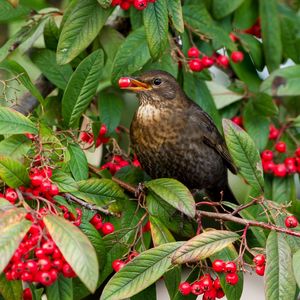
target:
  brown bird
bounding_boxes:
[120,70,238,203]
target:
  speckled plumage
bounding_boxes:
[129,70,237,202]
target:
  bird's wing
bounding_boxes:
[187,102,238,175]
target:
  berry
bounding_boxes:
[90,213,102,225]
[253,254,265,266]
[52,259,64,271]
[212,259,225,272]
[94,221,103,230]
[191,281,203,295]
[199,275,213,291]
[119,77,131,88]
[225,261,237,273]
[213,277,221,290]
[216,55,229,68]
[37,271,53,286]
[5,188,18,204]
[229,33,238,42]
[23,288,32,300]
[62,263,76,278]
[102,222,115,235]
[261,150,273,161]
[189,58,203,72]
[216,289,225,298]
[201,56,214,68]
[40,180,51,193]
[120,1,131,10]
[273,164,287,177]
[112,259,126,272]
[275,141,286,153]
[225,272,239,285]
[255,265,265,276]
[231,51,244,63]
[34,248,45,259]
[187,47,200,58]
[269,125,279,140]
[49,184,59,196]
[133,0,147,10]
[295,147,300,157]
[142,220,151,232]
[285,215,298,228]
[231,116,243,127]
[203,288,217,299]
[179,282,192,295]
[41,241,55,255]
[21,272,33,282]
[24,260,38,273]
[30,174,43,186]
[38,258,52,271]
[49,268,58,282]
[262,160,275,173]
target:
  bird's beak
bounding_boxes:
[120,78,152,92]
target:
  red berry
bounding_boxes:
[253,254,265,266]
[101,222,115,235]
[5,188,18,204]
[90,213,102,225]
[262,160,275,173]
[225,261,237,273]
[295,147,300,157]
[216,55,229,68]
[229,33,238,42]
[231,116,243,127]
[285,215,298,228]
[52,259,64,271]
[62,263,76,278]
[255,265,265,276]
[120,1,131,10]
[191,281,203,295]
[40,180,51,192]
[216,289,225,298]
[212,259,225,272]
[225,272,239,285]
[273,164,287,177]
[112,259,126,272]
[203,288,217,299]
[24,260,38,273]
[199,275,213,291]
[189,58,203,72]
[30,174,43,186]
[201,56,214,68]
[21,272,33,282]
[37,271,53,286]
[142,220,151,232]
[49,268,58,282]
[49,184,59,196]
[231,51,244,63]
[41,241,55,255]
[187,47,200,58]
[111,0,121,6]
[94,221,103,230]
[269,124,279,140]
[179,282,192,295]
[261,150,273,161]
[118,77,131,88]
[52,248,62,259]
[275,141,286,153]
[133,0,147,10]
[213,277,221,290]
[38,258,52,271]
[23,288,32,300]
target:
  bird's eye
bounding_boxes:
[153,78,162,86]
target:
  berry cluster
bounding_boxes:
[101,154,141,175]
[90,213,115,235]
[111,251,139,272]
[4,214,76,286]
[80,124,110,148]
[178,275,224,299]
[261,126,300,177]
[253,254,266,276]
[60,206,82,227]
[111,0,155,10]
[212,260,239,285]
[186,45,244,73]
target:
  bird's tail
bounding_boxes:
[205,184,239,205]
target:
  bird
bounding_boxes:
[119,70,238,203]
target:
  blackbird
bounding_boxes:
[120,70,238,203]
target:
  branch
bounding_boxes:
[198,210,300,238]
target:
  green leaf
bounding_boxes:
[43,215,99,293]
[145,178,195,218]
[182,3,236,50]
[0,156,29,188]
[0,107,37,135]
[252,93,278,117]
[67,144,88,181]
[212,0,245,19]
[0,273,22,300]
[111,27,151,85]
[184,72,222,131]
[0,60,44,104]
[62,50,104,127]
[143,0,168,60]
[72,178,127,207]
[0,0,29,22]
[100,242,184,300]
[0,208,31,274]
[293,249,300,289]
[0,135,31,160]
[233,0,258,29]
[272,177,292,205]
[223,119,264,195]
[99,92,124,133]
[259,0,282,72]
[260,66,300,97]
[97,0,112,9]
[172,230,239,264]
[46,275,73,300]
[265,232,296,300]
[167,0,184,33]
[32,49,73,90]
[57,0,112,64]
[131,285,157,300]
[243,102,269,151]
[150,216,175,246]
[44,17,60,51]
[51,169,78,192]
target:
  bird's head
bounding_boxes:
[119,70,184,106]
